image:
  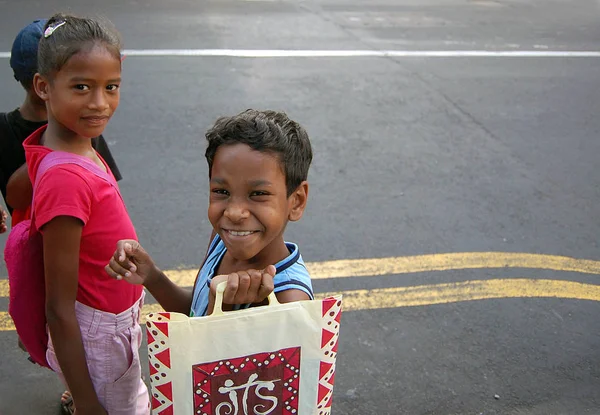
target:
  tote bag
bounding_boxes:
[146,282,342,415]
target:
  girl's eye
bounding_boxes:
[212,189,229,196]
[251,191,269,197]
[74,84,89,91]
[107,84,120,91]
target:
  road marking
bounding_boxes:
[1,50,600,59]
[318,278,600,311]
[1,252,600,297]
[0,311,15,332]
[305,251,600,279]
[112,252,600,289]
[1,278,599,331]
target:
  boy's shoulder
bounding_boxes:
[0,109,19,139]
[273,242,313,299]
[1,108,45,143]
[0,109,30,172]
[207,235,312,293]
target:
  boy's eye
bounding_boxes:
[250,191,270,197]
[74,84,89,91]
[106,84,120,91]
[212,189,229,196]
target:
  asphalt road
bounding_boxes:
[0,0,599,414]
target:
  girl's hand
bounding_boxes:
[211,265,276,306]
[105,240,156,285]
[0,207,7,234]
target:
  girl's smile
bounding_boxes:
[81,115,110,127]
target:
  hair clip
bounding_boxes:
[44,20,66,38]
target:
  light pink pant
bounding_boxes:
[47,293,150,415]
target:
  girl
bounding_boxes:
[24,14,149,415]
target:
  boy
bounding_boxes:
[0,19,122,226]
[105,109,313,313]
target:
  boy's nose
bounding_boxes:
[224,203,250,222]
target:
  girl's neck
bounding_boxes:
[42,121,94,156]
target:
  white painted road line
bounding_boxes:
[2,50,600,59]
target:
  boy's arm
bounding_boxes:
[275,289,311,303]
[43,216,107,414]
[105,240,193,314]
[6,163,32,211]
[148,229,216,313]
[144,267,194,314]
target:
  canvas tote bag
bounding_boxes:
[146,283,342,415]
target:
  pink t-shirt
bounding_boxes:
[24,126,142,314]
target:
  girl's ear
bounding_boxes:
[33,73,50,101]
[288,181,309,222]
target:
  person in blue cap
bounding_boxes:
[0,19,122,232]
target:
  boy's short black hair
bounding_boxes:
[205,109,313,196]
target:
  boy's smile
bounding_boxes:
[208,143,306,269]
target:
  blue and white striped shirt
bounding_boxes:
[190,234,314,317]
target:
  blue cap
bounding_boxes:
[10,19,47,83]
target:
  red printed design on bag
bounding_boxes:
[147,313,175,414]
[317,297,342,415]
[192,347,301,415]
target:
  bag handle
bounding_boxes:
[211,281,280,316]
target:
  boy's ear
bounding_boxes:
[288,181,309,222]
[33,73,50,101]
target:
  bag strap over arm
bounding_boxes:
[30,151,120,234]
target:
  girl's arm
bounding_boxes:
[105,240,193,314]
[0,207,7,234]
[43,216,107,415]
[6,163,33,211]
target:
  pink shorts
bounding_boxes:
[47,293,150,415]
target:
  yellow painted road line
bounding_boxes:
[1,252,600,297]
[0,311,15,332]
[108,252,600,288]
[319,278,600,311]
[306,252,600,280]
[1,278,599,331]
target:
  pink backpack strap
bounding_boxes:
[35,151,118,190]
[31,151,121,234]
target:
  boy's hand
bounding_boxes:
[105,240,156,285]
[211,265,276,306]
[0,207,7,233]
